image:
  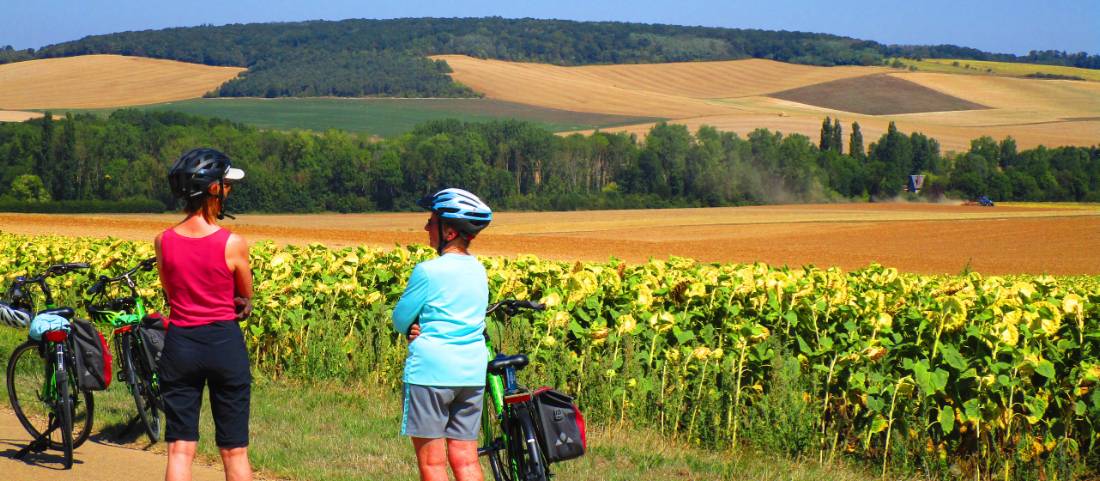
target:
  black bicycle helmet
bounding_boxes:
[168,148,244,200]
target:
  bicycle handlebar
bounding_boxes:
[85,279,106,296]
[5,262,90,310]
[486,300,546,317]
[88,297,136,313]
[85,257,156,295]
[10,262,90,287]
[32,263,90,280]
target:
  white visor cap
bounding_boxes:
[225,167,245,183]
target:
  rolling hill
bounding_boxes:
[16,18,1096,99]
[437,54,1100,151]
[0,54,244,110]
[2,51,1095,152]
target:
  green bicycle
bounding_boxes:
[479,299,551,481]
[84,256,163,443]
[4,262,95,470]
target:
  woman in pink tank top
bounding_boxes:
[155,148,255,481]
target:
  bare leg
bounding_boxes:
[166,440,197,481]
[447,438,483,481]
[220,446,253,481]
[413,437,448,481]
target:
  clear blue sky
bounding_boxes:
[3,0,1098,55]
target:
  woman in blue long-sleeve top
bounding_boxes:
[393,188,493,481]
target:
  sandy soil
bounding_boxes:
[1,204,1097,275]
[0,55,245,110]
[0,408,227,481]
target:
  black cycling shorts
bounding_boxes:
[160,320,252,448]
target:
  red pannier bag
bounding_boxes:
[531,387,586,463]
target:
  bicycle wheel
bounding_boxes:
[6,340,94,450]
[56,356,74,469]
[123,334,161,442]
[482,400,514,481]
[68,360,94,449]
[512,403,549,481]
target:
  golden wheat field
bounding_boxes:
[1,203,1097,275]
[0,110,43,122]
[437,55,890,101]
[439,55,1100,152]
[433,55,732,118]
[894,58,1100,82]
[0,54,245,110]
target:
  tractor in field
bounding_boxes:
[965,195,995,207]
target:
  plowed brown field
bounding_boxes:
[0,55,245,110]
[439,55,1100,152]
[769,74,988,115]
[2,204,1097,275]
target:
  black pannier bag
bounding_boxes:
[70,318,112,391]
[532,387,587,463]
[138,313,167,370]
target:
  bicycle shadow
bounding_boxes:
[0,435,85,469]
[91,416,157,450]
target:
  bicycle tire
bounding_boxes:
[482,401,514,481]
[56,353,74,469]
[514,404,549,481]
[123,333,161,442]
[6,340,94,450]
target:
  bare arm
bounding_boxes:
[154,232,173,302]
[226,233,254,320]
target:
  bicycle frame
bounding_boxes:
[485,339,507,418]
[6,262,90,466]
[84,258,159,393]
[479,300,548,480]
[481,321,517,478]
[9,265,84,410]
[95,298,148,330]
[85,257,154,330]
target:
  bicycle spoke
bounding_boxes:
[8,342,54,439]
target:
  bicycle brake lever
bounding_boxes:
[140,257,157,271]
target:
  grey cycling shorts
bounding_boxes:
[401,384,484,440]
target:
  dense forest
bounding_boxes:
[0,111,1096,213]
[3,17,1096,97]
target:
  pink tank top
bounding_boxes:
[160,228,237,327]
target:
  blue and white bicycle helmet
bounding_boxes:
[0,303,32,329]
[417,188,493,238]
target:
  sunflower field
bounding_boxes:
[1,232,1098,479]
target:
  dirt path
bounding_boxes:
[0,408,226,481]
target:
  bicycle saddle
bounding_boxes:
[38,307,75,319]
[488,354,529,375]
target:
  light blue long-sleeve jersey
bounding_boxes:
[392,254,489,387]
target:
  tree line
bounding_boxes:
[880,45,1100,69]
[4,18,1093,98]
[1,110,1096,213]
